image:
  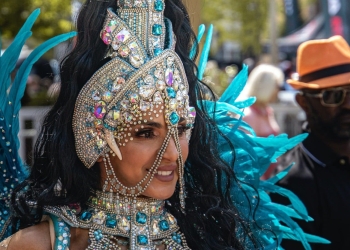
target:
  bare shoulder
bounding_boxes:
[7,222,51,250]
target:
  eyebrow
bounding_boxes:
[142,121,162,128]
[141,117,186,128]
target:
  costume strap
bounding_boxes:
[49,214,71,250]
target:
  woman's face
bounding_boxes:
[100,106,189,200]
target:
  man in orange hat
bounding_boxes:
[273,36,350,249]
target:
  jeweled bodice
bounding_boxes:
[45,192,190,250]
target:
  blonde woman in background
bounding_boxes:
[241,64,284,179]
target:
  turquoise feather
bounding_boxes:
[189,24,205,60]
[219,64,249,103]
[195,27,329,246]
[0,8,76,240]
[10,31,76,144]
[267,164,294,184]
[197,24,213,80]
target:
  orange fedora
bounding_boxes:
[287,35,350,89]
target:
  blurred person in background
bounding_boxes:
[273,36,350,250]
[16,57,55,106]
[240,64,284,179]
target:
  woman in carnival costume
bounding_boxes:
[0,0,329,249]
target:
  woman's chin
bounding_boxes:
[142,184,177,200]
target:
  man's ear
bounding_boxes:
[295,92,309,112]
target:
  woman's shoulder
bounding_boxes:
[2,222,52,250]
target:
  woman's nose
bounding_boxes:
[162,135,179,162]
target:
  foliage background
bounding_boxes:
[0,0,72,47]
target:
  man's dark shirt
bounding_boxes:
[272,131,350,249]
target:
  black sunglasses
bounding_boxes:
[302,87,350,107]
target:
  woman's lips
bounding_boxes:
[147,164,177,182]
[154,170,175,182]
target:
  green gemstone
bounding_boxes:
[159,220,170,231]
[137,235,148,245]
[105,218,117,228]
[136,212,147,224]
[152,24,163,36]
[166,87,176,98]
[154,0,164,11]
[80,211,92,221]
[154,47,162,56]
[169,112,180,125]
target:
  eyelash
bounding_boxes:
[136,129,155,139]
[177,125,190,136]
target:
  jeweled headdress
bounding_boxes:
[73,0,195,167]
[72,0,195,207]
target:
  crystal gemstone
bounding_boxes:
[116,29,131,42]
[94,101,107,119]
[169,99,178,110]
[188,107,196,117]
[165,69,174,86]
[139,85,155,99]
[153,91,163,103]
[102,91,112,102]
[111,77,125,92]
[129,93,139,103]
[101,31,112,45]
[118,45,130,57]
[130,54,143,68]
[92,211,106,225]
[156,80,166,90]
[92,90,101,101]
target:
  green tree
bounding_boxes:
[0,0,73,43]
[202,0,268,54]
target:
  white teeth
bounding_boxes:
[157,171,172,176]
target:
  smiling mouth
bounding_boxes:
[157,171,173,176]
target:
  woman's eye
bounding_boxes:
[136,130,155,139]
[177,126,189,136]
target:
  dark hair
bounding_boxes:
[12,1,262,249]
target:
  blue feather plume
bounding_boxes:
[197,24,213,80]
[195,25,329,248]
[189,24,206,60]
[0,9,76,240]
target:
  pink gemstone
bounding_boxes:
[94,101,107,119]
[165,69,173,86]
[116,29,131,43]
[188,107,196,118]
[101,31,112,45]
